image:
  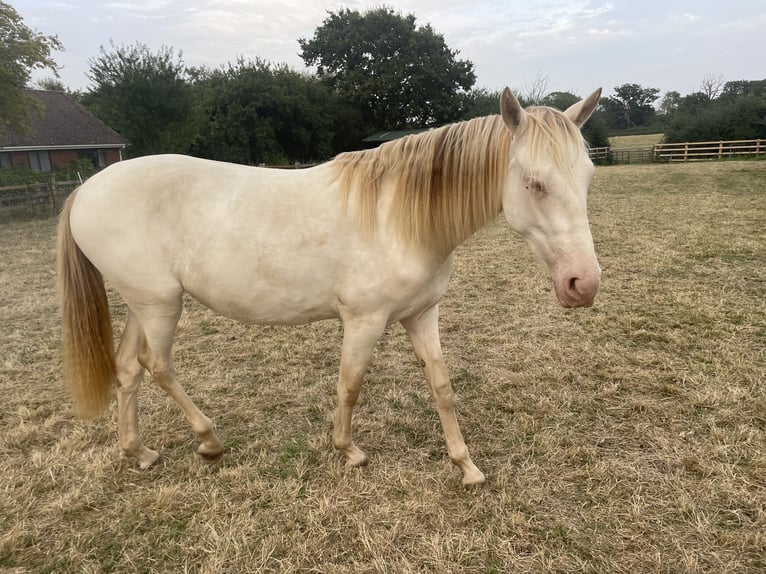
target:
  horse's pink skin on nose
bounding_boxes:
[554,267,600,308]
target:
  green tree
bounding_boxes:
[191,59,335,165]
[658,90,681,117]
[0,1,62,134]
[34,76,66,91]
[542,91,609,149]
[665,79,766,142]
[462,88,504,119]
[542,91,580,110]
[601,83,660,130]
[299,7,475,135]
[84,42,195,156]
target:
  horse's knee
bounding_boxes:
[151,368,175,390]
[115,358,143,390]
[139,352,174,389]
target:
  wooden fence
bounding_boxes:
[0,180,78,221]
[590,146,655,164]
[653,139,764,162]
[590,139,764,164]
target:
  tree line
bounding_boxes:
[2,2,764,167]
[598,80,766,143]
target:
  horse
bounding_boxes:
[57,87,602,486]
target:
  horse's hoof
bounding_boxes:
[463,478,491,491]
[199,451,224,465]
[137,449,161,470]
[343,445,368,467]
[461,470,487,488]
[198,445,224,465]
[347,454,369,467]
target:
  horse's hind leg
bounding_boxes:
[401,304,485,486]
[130,296,224,464]
[332,316,386,467]
[115,310,159,469]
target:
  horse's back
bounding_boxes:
[68,154,452,326]
[68,155,353,323]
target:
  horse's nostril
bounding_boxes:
[568,277,579,294]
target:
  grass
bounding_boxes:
[609,133,664,148]
[1,161,765,572]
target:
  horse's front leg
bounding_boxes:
[401,304,486,486]
[333,316,386,467]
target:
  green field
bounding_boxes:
[1,162,764,572]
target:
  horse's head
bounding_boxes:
[500,87,602,308]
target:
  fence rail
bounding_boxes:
[0,180,78,220]
[590,139,764,164]
[653,139,764,161]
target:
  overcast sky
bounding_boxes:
[15,0,766,99]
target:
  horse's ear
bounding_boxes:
[564,88,602,128]
[501,87,526,132]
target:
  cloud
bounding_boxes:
[669,12,700,23]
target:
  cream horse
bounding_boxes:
[58,88,601,486]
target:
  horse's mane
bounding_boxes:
[333,108,585,253]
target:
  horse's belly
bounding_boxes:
[192,288,338,325]
[182,261,340,326]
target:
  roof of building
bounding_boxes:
[361,128,432,144]
[0,90,127,150]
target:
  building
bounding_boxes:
[0,90,127,172]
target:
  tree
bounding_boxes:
[299,7,475,136]
[542,91,609,149]
[658,91,681,117]
[522,73,551,106]
[462,88,504,119]
[191,59,335,165]
[601,83,660,130]
[34,76,66,91]
[84,42,195,156]
[719,79,766,100]
[0,1,62,134]
[665,79,766,142]
[542,91,580,110]
[700,74,725,101]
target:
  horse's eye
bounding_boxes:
[526,178,546,195]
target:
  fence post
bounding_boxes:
[684,143,689,162]
[718,141,723,159]
[48,176,58,216]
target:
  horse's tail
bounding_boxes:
[57,189,116,419]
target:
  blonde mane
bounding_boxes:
[333,108,586,252]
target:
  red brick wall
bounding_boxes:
[5,148,123,170]
[104,149,122,166]
[11,152,29,168]
[50,150,78,168]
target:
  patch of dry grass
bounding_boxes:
[1,161,764,572]
[609,133,664,149]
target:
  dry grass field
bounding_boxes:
[1,161,764,573]
[608,134,664,149]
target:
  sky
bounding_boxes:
[14,0,766,100]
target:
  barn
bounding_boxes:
[0,90,126,172]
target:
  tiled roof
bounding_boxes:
[0,90,127,149]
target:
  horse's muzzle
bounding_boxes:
[554,268,601,308]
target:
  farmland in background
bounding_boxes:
[0,161,764,573]
[609,133,664,149]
